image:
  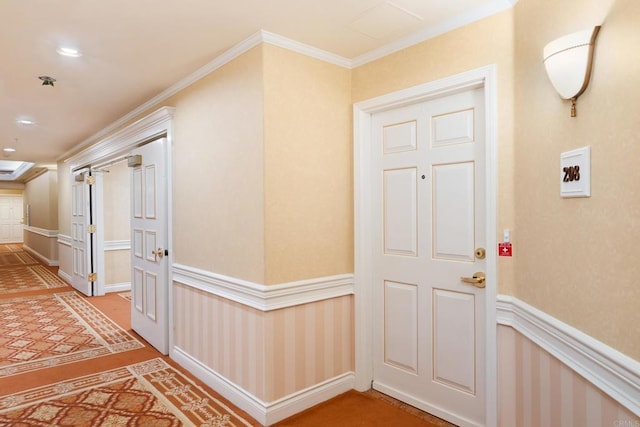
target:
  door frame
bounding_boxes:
[353,65,498,426]
[65,107,175,353]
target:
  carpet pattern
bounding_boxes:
[0,265,68,294]
[0,244,23,254]
[0,292,144,377]
[117,291,132,302]
[0,358,253,426]
[0,251,38,267]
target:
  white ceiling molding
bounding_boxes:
[352,0,517,67]
[58,0,518,162]
[261,31,352,69]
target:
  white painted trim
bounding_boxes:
[104,240,131,251]
[353,65,499,426]
[57,234,72,247]
[63,106,174,353]
[22,244,59,267]
[264,372,355,425]
[261,30,351,68]
[23,226,58,238]
[351,0,516,67]
[58,269,72,285]
[172,346,354,426]
[497,295,640,417]
[172,264,354,312]
[105,282,131,293]
[172,346,267,424]
[64,107,175,169]
[57,30,349,164]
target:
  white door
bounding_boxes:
[371,87,486,426]
[130,138,169,354]
[70,172,96,296]
[0,195,23,243]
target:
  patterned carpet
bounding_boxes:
[0,244,24,254]
[0,292,144,377]
[0,358,253,426]
[0,265,68,294]
[0,251,38,267]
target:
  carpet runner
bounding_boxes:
[0,251,38,267]
[0,265,68,294]
[0,358,253,426]
[0,292,144,377]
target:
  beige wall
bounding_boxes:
[168,45,266,283]
[513,0,640,359]
[24,170,58,230]
[351,9,516,295]
[103,160,130,241]
[57,162,71,236]
[263,44,353,284]
[23,230,58,262]
[102,160,131,287]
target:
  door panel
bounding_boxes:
[383,168,417,257]
[372,88,486,426]
[70,174,94,296]
[0,196,23,243]
[432,162,475,261]
[433,288,476,394]
[130,138,169,355]
[384,280,418,373]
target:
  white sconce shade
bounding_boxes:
[543,26,600,116]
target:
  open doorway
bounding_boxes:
[97,159,131,295]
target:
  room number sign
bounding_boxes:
[560,146,590,198]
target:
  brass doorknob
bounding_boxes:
[460,272,486,288]
[151,248,164,259]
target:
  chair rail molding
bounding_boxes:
[172,263,354,311]
[497,294,640,417]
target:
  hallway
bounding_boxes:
[0,243,453,426]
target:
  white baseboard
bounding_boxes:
[105,283,131,293]
[58,269,72,284]
[172,346,354,426]
[263,371,354,425]
[23,244,59,267]
[497,295,640,417]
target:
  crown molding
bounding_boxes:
[260,30,352,69]
[351,0,516,67]
[64,107,175,169]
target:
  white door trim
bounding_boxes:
[353,65,498,426]
[64,106,175,353]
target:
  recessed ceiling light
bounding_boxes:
[16,119,35,125]
[3,148,16,153]
[56,47,82,57]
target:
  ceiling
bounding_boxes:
[0,0,514,180]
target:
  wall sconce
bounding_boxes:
[543,26,600,117]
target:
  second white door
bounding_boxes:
[130,138,169,355]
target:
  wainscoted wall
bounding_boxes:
[57,235,72,283]
[104,241,131,292]
[498,326,638,426]
[23,226,59,266]
[172,280,354,424]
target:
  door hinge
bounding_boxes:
[86,176,96,185]
[88,272,97,282]
[87,224,97,234]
